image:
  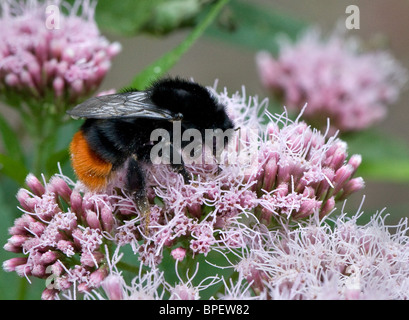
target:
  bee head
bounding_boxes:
[149,78,234,131]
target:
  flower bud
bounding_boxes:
[25,173,45,196]
[102,275,124,300]
[171,247,187,262]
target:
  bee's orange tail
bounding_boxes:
[69,130,113,191]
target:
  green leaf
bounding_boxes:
[142,0,203,35]
[0,113,25,163]
[344,130,409,183]
[94,0,164,36]
[91,0,213,36]
[0,153,29,184]
[205,0,306,53]
[93,0,207,36]
[129,0,230,90]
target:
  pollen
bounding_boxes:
[69,130,113,191]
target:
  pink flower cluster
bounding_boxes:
[3,173,116,299]
[87,206,409,300]
[3,86,365,299]
[230,208,409,300]
[256,29,407,133]
[0,0,121,106]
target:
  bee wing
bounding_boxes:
[67,91,177,120]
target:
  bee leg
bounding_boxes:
[126,155,150,235]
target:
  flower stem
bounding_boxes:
[17,277,28,300]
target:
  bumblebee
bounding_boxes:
[67,78,234,198]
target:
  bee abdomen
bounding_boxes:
[69,130,113,191]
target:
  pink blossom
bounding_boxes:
[3,173,120,299]
[171,247,187,262]
[168,263,220,300]
[0,0,121,107]
[226,206,409,300]
[92,267,166,300]
[256,28,407,133]
[101,275,125,300]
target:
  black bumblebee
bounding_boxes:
[68,78,234,198]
